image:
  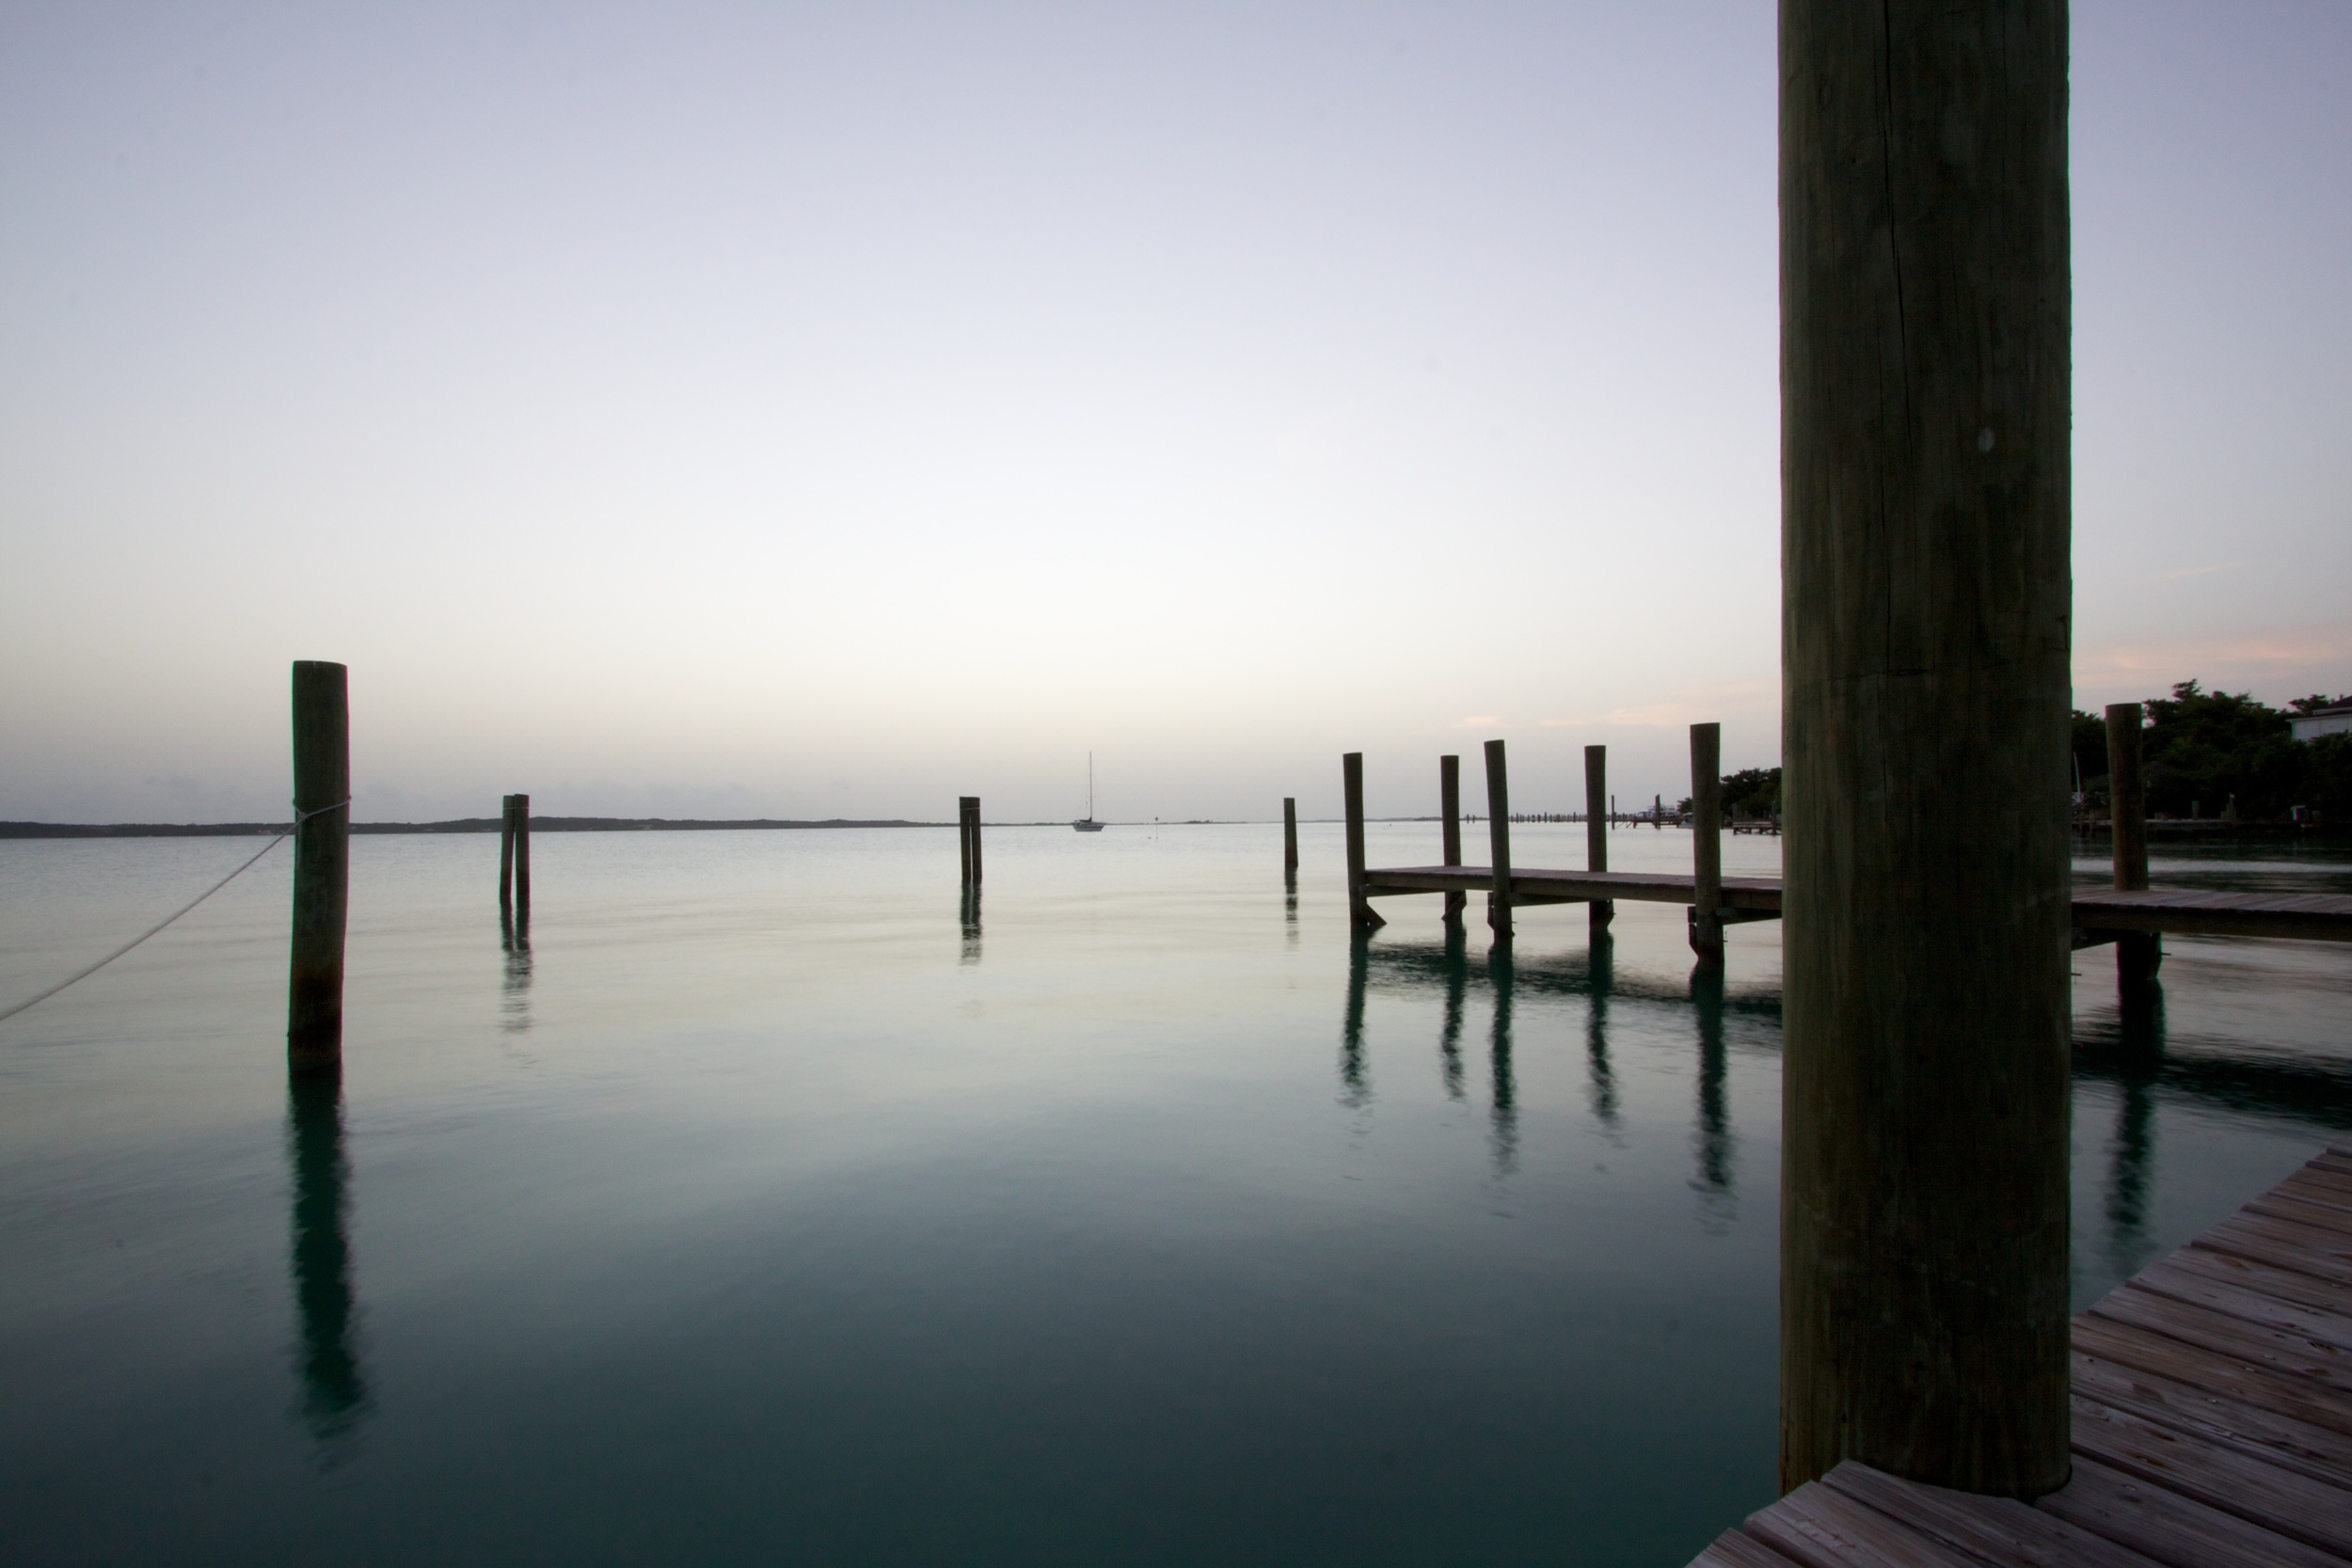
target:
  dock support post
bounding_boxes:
[959,797,982,887]
[288,660,349,1070]
[1440,755,1465,929]
[1689,723,1724,964]
[499,795,516,910]
[1343,753,1382,929]
[1779,0,2073,1498]
[1483,739,1511,944]
[1283,797,1298,876]
[2105,703,2160,987]
[511,792,531,915]
[1585,745,1613,933]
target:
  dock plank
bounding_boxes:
[1359,864,2352,940]
[1821,1463,2162,1568]
[1688,1148,2352,1565]
[2069,1394,2352,1556]
[2034,1455,2344,1568]
[1694,1528,1812,1568]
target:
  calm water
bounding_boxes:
[2,823,2347,1566]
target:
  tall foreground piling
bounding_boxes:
[2106,703,2160,987]
[499,795,517,908]
[1282,798,1298,876]
[1689,724,1723,964]
[288,660,349,1069]
[1439,755,1465,928]
[959,798,982,887]
[1482,739,1511,943]
[508,794,532,914]
[1780,1,2073,1498]
[1584,746,1613,933]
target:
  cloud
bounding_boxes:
[1456,715,1502,728]
[2074,623,2352,699]
[1569,679,1781,729]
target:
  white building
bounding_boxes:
[2290,703,2352,742]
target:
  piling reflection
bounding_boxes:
[1586,934,1621,1135]
[500,906,533,1034]
[2103,981,2165,1279]
[287,1067,369,1451]
[1339,934,1373,1109]
[1438,926,1469,1103]
[1487,946,1518,1176]
[1690,964,1735,1227]
[1284,872,1298,949]
[960,888,982,967]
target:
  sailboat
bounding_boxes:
[1072,753,1104,832]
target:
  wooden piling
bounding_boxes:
[1779,0,2073,1498]
[1483,739,1511,943]
[1585,745,1613,932]
[1282,797,1298,874]
[2105,703,2160,987]
[511,792,531,913]
[959,797,982,887]
[1689,723,1723,964]
[1440,755,1465,928]
[288,660,349,1069]
[498,795,516,909]
[1343,753,1382,928]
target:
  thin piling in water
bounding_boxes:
[2106,703,2160,988]
[288,660,349,1070]
[1688,723,1723,965]
[1440,755,1465,930]
[1483,738,1511,944]
[1585,745,1613,934]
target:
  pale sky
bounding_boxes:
[4,2,2346,824]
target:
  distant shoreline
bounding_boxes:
[0,817,943,839]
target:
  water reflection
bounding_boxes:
[1438,927,1468,1103]
[960,888,982,967]
[286,1067,369,1453]
[501,906,533,1034]
[1339,934,1373,1110]
[1284,872,1298,949]
[1487,947,1518,1176]
[1586,935,1621,1136]
[2101,984,2163,1280]
[1690,965,1735,1227]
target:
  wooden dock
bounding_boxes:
[1690,1145,2352,1568]
[1359,864,2352,944]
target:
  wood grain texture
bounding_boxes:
[1778,0,2074,1496]
[2035,1455,2344,1568]
[1821,1463,2160,1568]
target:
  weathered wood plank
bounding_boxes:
[1741,1481,1987,1568]
[2127,1259,2352,1352]
[1695,1527,1810,1568]
[2087,1286,2352,1396]
[2073,1349,2352,1490]
[1822,1462,2164,1568]
[2247,1189,2352,1237]
[2194,1212,2352,1286]
[2148,1243,2352,1323]
[2035,1454,2344,1568]
[2070,1392,2352,1556]
[2073,1315,2352,1440]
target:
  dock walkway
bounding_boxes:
[1360,864,2352,944]
[1690,1146,2352,1568]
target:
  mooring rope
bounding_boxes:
[0,799,348,1025]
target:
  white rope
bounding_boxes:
[0,799,349,1025]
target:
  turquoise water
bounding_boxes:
[1,823,2346,1565]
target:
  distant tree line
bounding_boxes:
[2072,682,2351,822]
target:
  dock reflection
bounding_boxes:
[1586,935,1620,1135]
[501,906,533,1033]
[960,888,982,966]
[1339,934,1373,1109]
[287,1067,369,1451]
[1438,927,1468,1103]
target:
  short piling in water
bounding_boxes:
[1483,739,1511,944]
[1283,797,1298,876]
[498,795,517,909]
[2106,703,2160,988]
[959,797,982,887]
[288,660,349,1070]
[1343,753,1382,929]
[1585,745,1613,933]
[1439,755,1466,929]
[510,793,532,915]
[1689,723,1723,964]
[1779,0,2073,1498]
